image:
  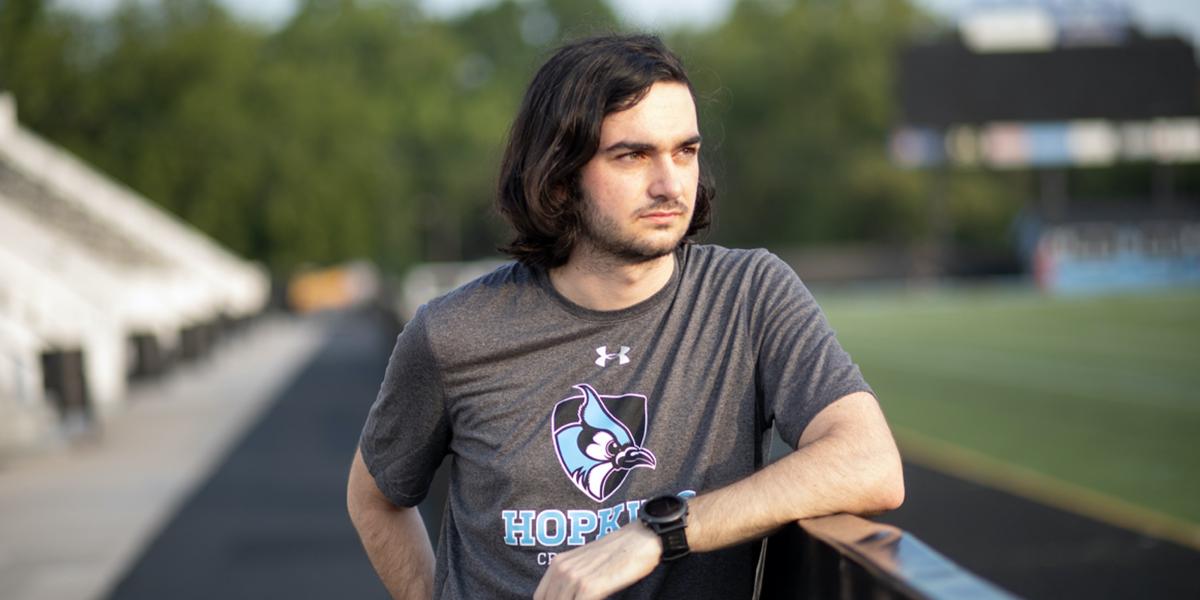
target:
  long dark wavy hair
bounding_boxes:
[496,34,715,270]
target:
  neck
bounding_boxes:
[548,246,677,312]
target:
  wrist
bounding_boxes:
[631,520,664,563]
[639,494,691,561]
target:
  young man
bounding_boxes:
[347,34,904,600]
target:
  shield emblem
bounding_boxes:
[551,384,656,503]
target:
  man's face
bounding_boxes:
[575,81,701,264]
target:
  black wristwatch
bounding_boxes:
[640,494,690,561]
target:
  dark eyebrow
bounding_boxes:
[602,141,656,154]
[601,134,702,155]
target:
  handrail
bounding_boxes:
[760,514,1017,599]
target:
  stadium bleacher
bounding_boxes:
[0,92,270,453]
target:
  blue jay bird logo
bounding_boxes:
[551,384,657,503]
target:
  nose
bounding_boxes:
[648,156,685,202]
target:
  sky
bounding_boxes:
[53,0,1200,47]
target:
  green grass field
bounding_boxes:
[817,285,1200,526]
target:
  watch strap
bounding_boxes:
[641,495,690,562]
[658,524,690,561]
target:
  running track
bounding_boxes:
[109,311,1199,599]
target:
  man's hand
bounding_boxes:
[533,522,662,600]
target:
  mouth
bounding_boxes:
[638,210,684,224]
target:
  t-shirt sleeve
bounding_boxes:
[358,305,451,507]
[754,252,872,448]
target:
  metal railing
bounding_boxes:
[760,514,1016,599]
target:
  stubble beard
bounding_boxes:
[577,197,690,266]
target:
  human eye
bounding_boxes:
[617,150,646,162]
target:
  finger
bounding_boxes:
[535,560,575,600]
[533,567,550,600]
[556,563,582,600]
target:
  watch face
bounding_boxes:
[643,495,685,520]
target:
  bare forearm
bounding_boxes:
[347,450,435,600]
[687,392,904,552]
[534,392,902,599]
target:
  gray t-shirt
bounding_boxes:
[360,244,871,599]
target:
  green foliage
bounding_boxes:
[677,0,937,246]
[0,0,1023,276]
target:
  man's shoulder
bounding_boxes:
[683,244,794,281]
[398,261,545,365]
[419,260,535,319]
[686,243,772,263]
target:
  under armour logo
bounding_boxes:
[595,346,631,367]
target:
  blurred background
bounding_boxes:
[0,0,1197,598]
